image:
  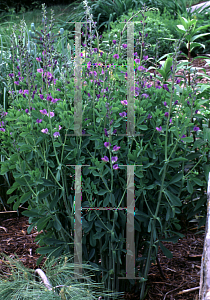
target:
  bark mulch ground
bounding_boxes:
[0,215,205,299]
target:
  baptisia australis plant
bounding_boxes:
[0,2,210,300]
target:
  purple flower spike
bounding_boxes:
[101,156,109,162]
[165,112,169,117]
[113,54,119,59]
[176,79,181,84]
[0,128,5,132]
[156,126,162,132]
[122,44,127,48]
[195,110,198,114]
[143,55,148,60]
[36,119,42,123]
[174,100,178,105]
[164,101,167,106]
[113,164,119,170]
[142,93,149,98]
[193,126,200,132]
[39,94,44,100]
[147,114,152,119]
[104,142,110,148]
[25,109,29,113]
[134,59,140,64]
[113,40,116,44]
[113,145,120,151]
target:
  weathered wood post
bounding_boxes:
[199,172,210,300]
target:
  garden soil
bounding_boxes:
[0,215,205,300]
[0,57,209,299]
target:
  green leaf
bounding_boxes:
[7,195,18,204]
[168,172,183,185]
[164,189,182,206]
[20,191,33,204]
[38,189,55,200]
[93,231,106,239]
[191,33,210,42]
[138,125,148,130]
[98,189,108,195]
[187,179,193,194]
[13,198,21,210]
[19,144,33,152]
[37,216,51,231]
[54,217,62,231]
[181,136,193,143]
[159,242,173,258]
[192,178,203,186]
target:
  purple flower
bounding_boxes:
[113,164,119,170]
[163,101,167,106]
[113,40,116,44]
[195,110,198,114]
[142,93,149,98]
[14,81,19,85]
[156,126,162,132]
[174,100,178,105]
[170,118,173,124]
[40,109,48,115]
[156,85,161,89]
[104,142,110,148]
[51,98,59,103]
[176,79,181,84]
[39,94,44,100]
[9,73,14,78]
[162,84,169,92]
[122,44,127,48]
[165,112,169,117]
[181,134,186,139]
[104,128,108,137]
[147,114,152,119]
[134,59,140,64]
[138,66,146,71]
[113,145,120,151]
[48,112,55,118]
[41,128,49,134]
[119,112,127,117]
[147,84,152,88]
[193,126,200,132]
[25,109,29,113]
[111,156,118,163]
[113,54,119,59]
[53,132,60,137]
[36,119,42,123]
[143,55,148,60]
[47,95,53,101]
[101,156,109,162]
[0,128,5,132]
[57,88,61,92]
[37,68,43,73]
[121,100,127,105]
[36,57,41,62]
[113,129,117,134]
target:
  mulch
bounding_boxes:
[0,215,205,299]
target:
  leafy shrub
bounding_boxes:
[99,7,175,62]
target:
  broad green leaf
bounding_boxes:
[20,191,33,204]
[7,195,18,204]
[164,189,182,206]
[93,231,106,239]
[191,33,210,42]
[192,177,203,186]
[54,217,62,231]
[13,198,21,210]
[168,172,183,185]
[38,189,55,200]
[98,189,108,195]
[37,216,51,231]
[187,179,193,194]
[159,242,173,258]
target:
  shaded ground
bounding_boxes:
[0,215,205,299]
